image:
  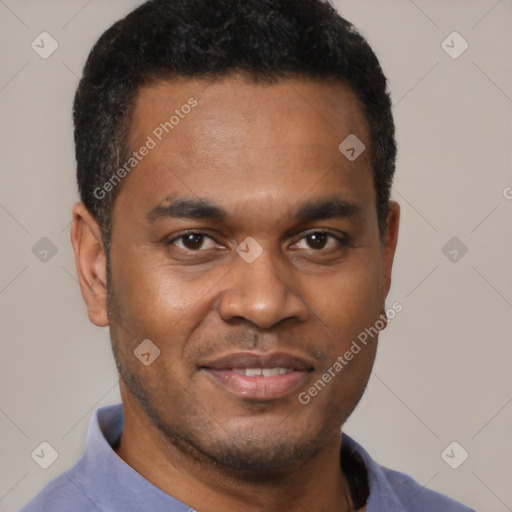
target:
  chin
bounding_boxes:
[163,420,328,474]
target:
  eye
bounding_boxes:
[168,232,219,251]
[293,232,348,251]
[166,231,349,254]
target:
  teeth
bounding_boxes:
[245,368,262,377]
[233,367,292,377]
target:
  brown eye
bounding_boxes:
[293,232,347,251]
[306,233,329,249]
[168,233,218,251]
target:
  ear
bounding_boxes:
[70,203,109,327]
[380,200,400,303]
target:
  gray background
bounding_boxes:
[1,0,511,510]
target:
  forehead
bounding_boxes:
[129,75,369,153]
[116,75,375,225]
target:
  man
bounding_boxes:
[19,0,475,510]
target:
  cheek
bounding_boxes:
[310,257,382,341]
[110,248,210,331]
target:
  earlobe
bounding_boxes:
[70,203,109,327]
[380,201,400,302]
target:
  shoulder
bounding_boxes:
[375,464,476,511]
[18,404,125,512]
[17,466,100,512]
[342,434,475,512]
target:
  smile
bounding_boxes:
[198,351,315,400]
[202,367,312,400]
[232,367,293,377]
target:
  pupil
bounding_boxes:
[185,234,203,249]
[309,233,326,249]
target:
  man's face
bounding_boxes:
[104,75,398,471]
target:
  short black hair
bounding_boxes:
[74,0,396,248]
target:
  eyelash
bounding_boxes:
[165,231,350,253]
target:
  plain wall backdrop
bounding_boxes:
[1,1,511,510]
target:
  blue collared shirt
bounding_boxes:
[18,403,475,512]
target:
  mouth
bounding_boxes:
[198,352,315,400]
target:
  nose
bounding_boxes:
[217,247,309,329]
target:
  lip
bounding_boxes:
[198,351,315,400]
[199,352,315,371]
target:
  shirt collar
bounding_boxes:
[342,434,404,511]
[68,403,192,512]
[69,402,402,512]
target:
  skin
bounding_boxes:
[71,74,400,512]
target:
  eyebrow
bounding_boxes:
[294,197,361,223]
[146,195,361,224]
[146,196,228,223]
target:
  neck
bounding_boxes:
[115,394,357,512]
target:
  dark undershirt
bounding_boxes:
[341,441,370,509]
